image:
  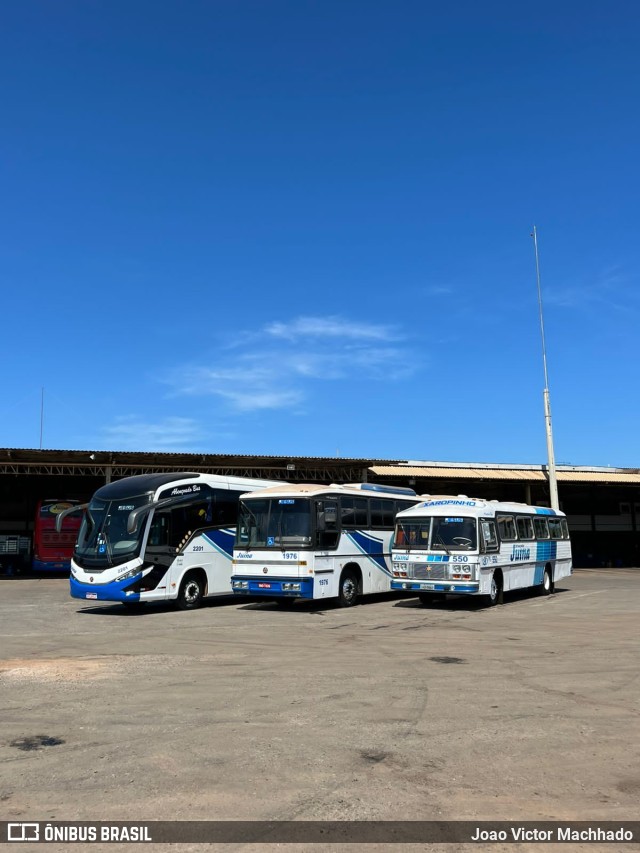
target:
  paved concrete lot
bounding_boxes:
[1,570,639,851]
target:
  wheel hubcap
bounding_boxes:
[185,582,199,602]
[342,578,355,601]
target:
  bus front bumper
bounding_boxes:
[231,576,314,598]
[391,580,480,594]
[70,575,141,603]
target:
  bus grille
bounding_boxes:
[411,563,449,580]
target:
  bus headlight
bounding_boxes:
[232,580,249,589]
[117,567,141,582]
[282,583,301,591]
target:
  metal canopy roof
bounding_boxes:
[369,466,640,484]
[0,447,392,479]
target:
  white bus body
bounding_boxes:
[231,483,422,606]
[391,496,572,606]
[67,472,278,609]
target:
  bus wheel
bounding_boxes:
[487,572,502,607]
[338,569,359,607]
[540,567,553,596]
[177,573,204,610]
[418,593,435,605]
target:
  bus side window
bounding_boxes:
[533,517,549,539]
[516,516,534,539]
[548,518,564,539]
[148,512,169,547]
[497,515,517,541]
[316,500,339,549]
[480,519,498,552]
[560,518,569,539]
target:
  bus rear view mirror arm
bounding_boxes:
[55,503,89,533]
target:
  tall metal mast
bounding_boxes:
[532,226,559,510]
[39,387,44,451]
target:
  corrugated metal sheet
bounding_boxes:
[370,466,640,484]
[369,466,546,480]
[556,471,640,484]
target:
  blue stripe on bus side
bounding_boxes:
[346,531,389,574]
[202,528,235,558]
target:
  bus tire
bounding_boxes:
[177,572,205,610]
[540,566,553,596]
[487,571,503,607]
[338,569,359,608]
[418,593,436,605]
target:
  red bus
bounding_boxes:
[33,500,83,572]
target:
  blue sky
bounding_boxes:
[1,1,639,466]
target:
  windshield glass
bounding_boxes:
[236,498,312,548]
[394,518,431,550]
[74,494,151,568]
[394,516,477,552]
[431,516,477,551]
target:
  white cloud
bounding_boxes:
[163,315,417,414]
[265,316,400,342]
[545,267,639,313]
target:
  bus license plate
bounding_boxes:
[85,593,98,599]
[424,584,434,590]
[258,583,271,589]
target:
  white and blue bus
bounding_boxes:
[231,483,422,607]
[59,472,278,609]
[391,496,572,606]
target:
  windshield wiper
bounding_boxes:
[397,523,413,550]
[434,532,451,556]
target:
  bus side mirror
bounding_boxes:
[55,503,88,533]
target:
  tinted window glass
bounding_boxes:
[370,499,385,527]
[516,516,534,539]
[369,499,397,528]
[497,516,517,541]
[533,517,549,539]
[340,497,368,528]
[548,518,564,539]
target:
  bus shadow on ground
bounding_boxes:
[238,590,411,615]
[393,586,571,611]
[74,594,248,617]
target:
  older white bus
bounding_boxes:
[231,483,421,606]
[60,472,278,609]
[391,496,572,606]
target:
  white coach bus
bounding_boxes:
[59,472,278,609]
[391,496,572,606]
[231,483,421,606]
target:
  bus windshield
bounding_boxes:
[74,494,152,568]
[395,516,477,552]
[236,498,313,548]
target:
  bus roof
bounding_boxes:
[240,482,419,500]
[92,472,279,501]
[396,496,565,518]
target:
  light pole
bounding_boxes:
[531,226,559,510]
